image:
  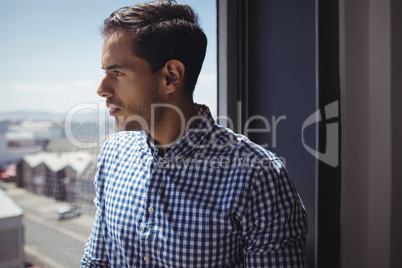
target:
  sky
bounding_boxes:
[0,0,217,116]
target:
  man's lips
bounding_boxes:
[109,107,120,112]
[106,103,121,116]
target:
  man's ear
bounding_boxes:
[163,60,185,94]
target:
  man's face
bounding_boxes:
[97,32,165,131]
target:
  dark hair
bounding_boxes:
[102,0,207,95]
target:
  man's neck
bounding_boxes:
[149,101,199,152]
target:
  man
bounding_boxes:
[81,0,308,267]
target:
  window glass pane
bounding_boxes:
[0,1,217,267]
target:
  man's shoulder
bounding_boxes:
[212,124,279,160]
[209,124,285,175]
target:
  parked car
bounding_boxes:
[55,205,81,220]
[0,164,16,182]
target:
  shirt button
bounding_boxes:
[144,255,150,262]
[148,206,154,213]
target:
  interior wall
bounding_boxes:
[339,0,370,266]
[391,0,402,267]
[340,0,402,267]
[368,0,392,267]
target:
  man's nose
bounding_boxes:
[97,76,113,98]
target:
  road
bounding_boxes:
[5,184,95,268]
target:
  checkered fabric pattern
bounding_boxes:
[81,104,308,267]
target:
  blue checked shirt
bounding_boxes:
[81,104,308,267]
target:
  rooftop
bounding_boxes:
[23,151,95,175]
[0,189,23,219]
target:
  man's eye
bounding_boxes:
[114,70,124,76]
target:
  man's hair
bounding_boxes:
[102,0,207,95]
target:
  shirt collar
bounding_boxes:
[146,103,215,159]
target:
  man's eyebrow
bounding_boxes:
[101,64,127,70]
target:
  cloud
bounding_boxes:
[13,84,67,93]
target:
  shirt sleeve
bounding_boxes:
[81,146,111,267]
[241,160,309,267]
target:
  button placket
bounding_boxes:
[142,158,164,265]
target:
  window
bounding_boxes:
[0,1,217,266]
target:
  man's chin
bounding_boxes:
[116,119,147,132]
